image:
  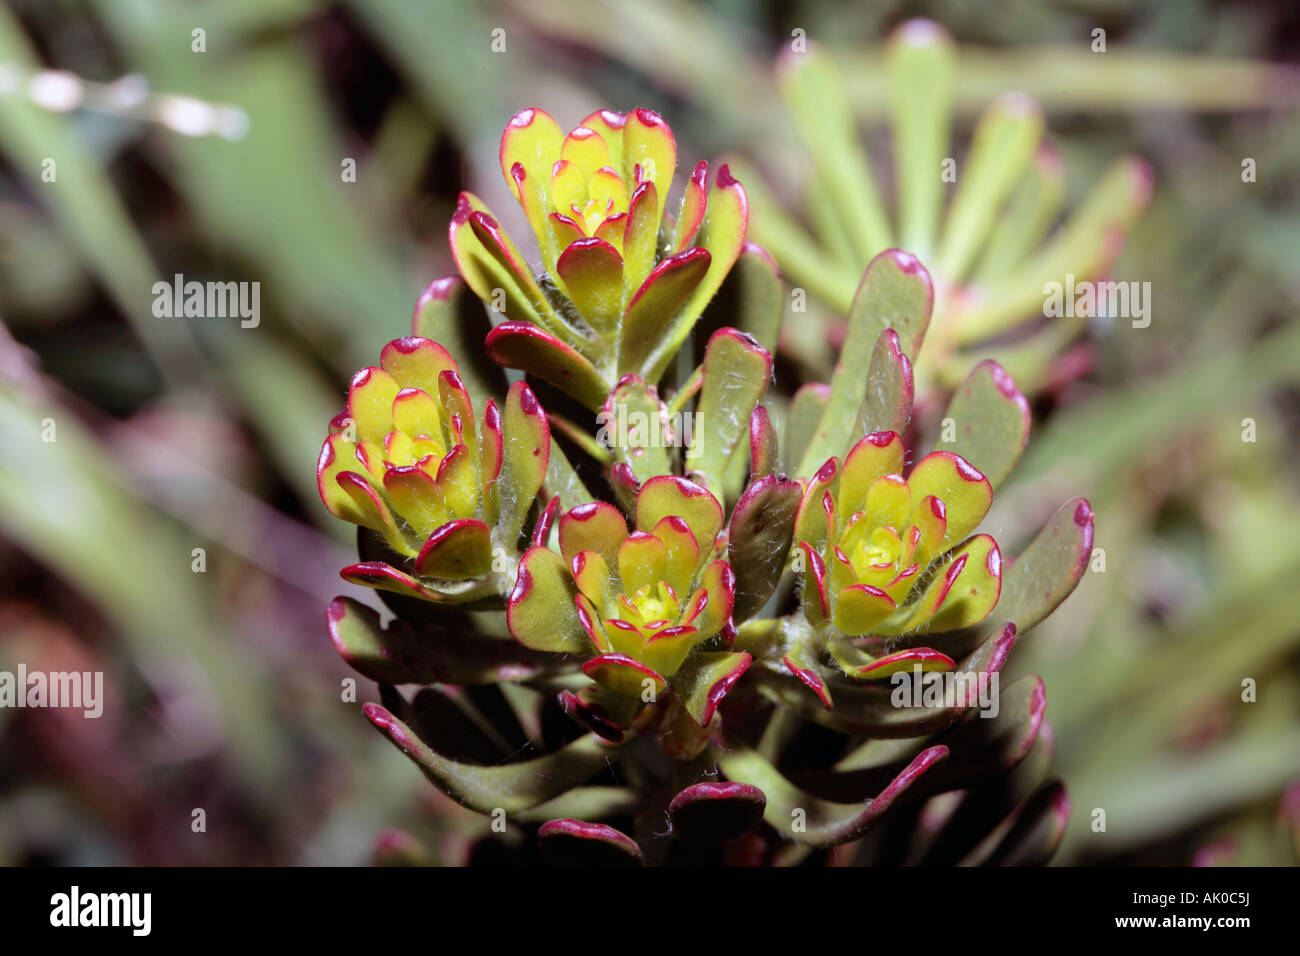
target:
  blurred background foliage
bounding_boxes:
[0,0,1297,865]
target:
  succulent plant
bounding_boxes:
[507,477,749,737]
[728,19,1152,395]
[317,337,550,605]
[322,106,1100,866]
[456,106,747,407]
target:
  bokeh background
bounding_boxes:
[1,0,1298,865]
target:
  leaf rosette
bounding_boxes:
[317,336,549,603]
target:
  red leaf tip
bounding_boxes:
[1073,498,1094,529]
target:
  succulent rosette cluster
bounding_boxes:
[507,476,751,737]
[792,434,1001,683]
[453,106,747,408]
[317,336,549,605]
[322,107,1104,867]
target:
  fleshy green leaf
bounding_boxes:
[635,475,724,554]
[449,192,567,336]
[485,321,608,411]
[717,742,947,847]
[885,20,954,258]
[668,157,708,251]
[414,518,494,580]
[672,650,752,726]
[728,474,801,622]
[500,107,565,268]
[995,497,1094,634]
[854,328,916,441]
[618,247,711,377]
[556,237,624,336]
[557,689,626,743]
[365,702,607,812]
[890,533,1002,635]
[621,179,660,301]
[798,251,931,474]
[907,451,993,549]
[601,375,672,485]
[936,93,1044,283]
[933,359,1031,491]
[506,546,588,653]
[837,430,906,516]
[643,165,748,382]
[494,382,550,545]
[782,633,833,709]
[558,500,629,569]
[749,405,780,477]
[685,328,772,500]
[341,560,487,605]
[778,45,892,263]
[584,652,666,699]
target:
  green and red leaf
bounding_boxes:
[685,327,773,500]
[672,650,753,726]
[414,518,493,580]
[507,546,588,653]
[728,474,801,622]
[933,359,1031,491]
[538,819,644,866]
[635,475,724,556]
[907,451,993,549]
[485,321,608,411]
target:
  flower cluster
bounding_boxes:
[319,106,1101,866]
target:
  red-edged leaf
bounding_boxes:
[506,546,587,652]
[673,650,752,726]
[619,247,711,377]
[556,237,624,335]
[485,321,608,411]
[538,819,644,866]
[414,518,493,580]
[669,781,766,845]
[728,474,800,622]
[583,653,666,700]
[749,404,780,477]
